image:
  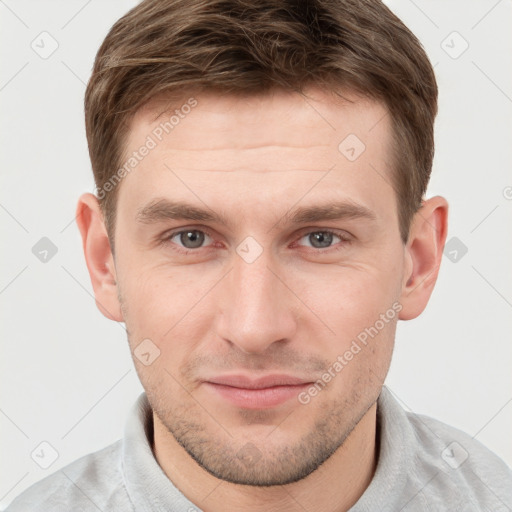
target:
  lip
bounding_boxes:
[203,374,313,409]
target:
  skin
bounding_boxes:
[77,88,448,512]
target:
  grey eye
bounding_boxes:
[176,230,207,249]
[308,231,334,248]
[299,231,344,249]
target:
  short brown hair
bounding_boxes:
[85,0,437,247]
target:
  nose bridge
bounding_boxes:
[217,247,296,354]
[233,254,275,310]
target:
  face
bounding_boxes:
[112,88,407,485]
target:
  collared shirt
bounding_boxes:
[6,386,512,511]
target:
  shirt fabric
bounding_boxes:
[6,386,512,511]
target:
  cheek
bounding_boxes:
[291,264,400,385]
[294,264,400,335]
[118,262,218,354]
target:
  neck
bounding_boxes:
[153,402,378,512]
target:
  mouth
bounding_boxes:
[203,374,313,409]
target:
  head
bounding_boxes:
[77,0,448,486]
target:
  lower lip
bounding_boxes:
[204,382,311,409]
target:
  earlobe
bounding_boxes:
[75,193,124,322]
[399,196,449,320]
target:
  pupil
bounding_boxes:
[181,230,204,248]
[310,232,333,248]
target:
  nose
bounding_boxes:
[216,249,297,355]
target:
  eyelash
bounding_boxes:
[160,227,352,255]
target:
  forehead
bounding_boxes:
[117,88,396,227]
[128,88,390,157]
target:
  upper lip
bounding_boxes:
[206,374,313,389]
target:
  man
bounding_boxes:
[7,0,511,510]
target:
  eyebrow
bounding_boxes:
[136,198,376,227]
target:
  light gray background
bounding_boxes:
[1,0,511,508]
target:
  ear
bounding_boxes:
[75,193,123,322]
[399,196,449,320]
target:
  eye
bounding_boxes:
[161,227,351,255]
[296,230,349,250]
[167,229,213,250]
